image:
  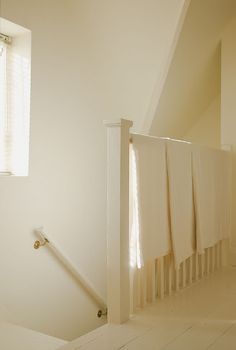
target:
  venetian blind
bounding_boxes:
[0,38,30,176]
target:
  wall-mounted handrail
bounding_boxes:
[34,227,107,314]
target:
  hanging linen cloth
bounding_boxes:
[130,134,171,266]
[166,139,195,268]
[192,146,231,253]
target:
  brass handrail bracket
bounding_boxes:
[34,238,49,249]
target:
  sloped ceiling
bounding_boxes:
[150,0,236,138]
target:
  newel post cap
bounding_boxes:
[103,118,133,129]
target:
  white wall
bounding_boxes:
[150,0,236,139]
[221,16,236,263]
[69,0,187,133]
[0,0,187,341]
[0,1,107,341]
[184,95,221,148]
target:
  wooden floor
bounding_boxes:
[60,266,236,350]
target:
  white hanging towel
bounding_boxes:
[192,146,231,253]
[166,140,195,268]
[131,134,171,265]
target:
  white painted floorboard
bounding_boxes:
[59,267,236,350]
[0,322,67,350]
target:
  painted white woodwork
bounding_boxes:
[211,247,215,272]
[175,268,180,293]
[130,241,227,310]
[222,239,230,267]
[219,241,223,267]
[188,256,193,285]
[182,261,186,288]
[166,254,172,296]
[106,119,231,319]
[130,268,137,314]
[59,267,236,350]
[194,253,199,281]
[104,118,133,324]
[216,241,220,269]
[147,261,156,303]
[199,254,204,279]
[206,249,210,275]
[140,267,147,308]
[136,270,142,309]
[157,257,165,299]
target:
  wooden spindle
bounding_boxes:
[157,257,164,299]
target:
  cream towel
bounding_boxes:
[192,147,231,253]
[131,134,171,264]
[166,140,195,268]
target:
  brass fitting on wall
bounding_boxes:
[33,238,49,249]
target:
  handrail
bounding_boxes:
[33,227,107,315]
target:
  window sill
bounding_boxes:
[0,171,13,176]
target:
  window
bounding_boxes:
[0,20,31,176]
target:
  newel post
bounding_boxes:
[104,118,133,324]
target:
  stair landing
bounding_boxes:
[59,267,236,350]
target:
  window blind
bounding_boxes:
[0,39,30,176]
[0,42,10,174]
